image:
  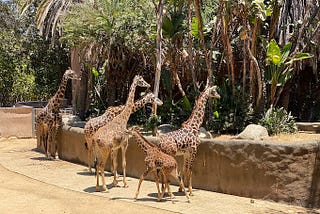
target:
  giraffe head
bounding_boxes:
[207,85,220,99]
[64,69,81,80]
[142,92,163,106]
[134,75,150,89]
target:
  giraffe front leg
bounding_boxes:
[187,169,193,196]
[52,127,59,159]
[179,156,188,192]
[121,141,128,188]
[187,150,197,196]
[135,169,149,200]
[153,171,162,201]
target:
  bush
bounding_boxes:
[208,81,255,134]
[259,105,297,135]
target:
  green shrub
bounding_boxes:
[259,105,297,135]
[208,81,255,134]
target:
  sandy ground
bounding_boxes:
[1,137,320,214]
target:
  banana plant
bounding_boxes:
[266,39,313,106]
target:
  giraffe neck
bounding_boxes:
[46,74,68,113]
[132,131,154,154]
[182,89,209,132]
[131,96,150,113]
[116,79,138,123]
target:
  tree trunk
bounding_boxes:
[152,0,164,136]
[71,48,89,120]
[194,0,213,85]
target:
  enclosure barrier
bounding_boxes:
[53,123,320,208]
[0,107,35,138]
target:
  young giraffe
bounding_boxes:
[36,69,81,159]
[84,92,163,172]
[158,84,220,196]
[129,128,190,202]
[92,75,150,192]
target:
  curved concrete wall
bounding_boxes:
[46,124,320,208]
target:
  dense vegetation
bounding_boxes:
[1,0,319,134]
[0,1,70,106]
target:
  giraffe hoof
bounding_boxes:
[95,187,100,192]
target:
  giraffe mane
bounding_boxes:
[133,130,157,148]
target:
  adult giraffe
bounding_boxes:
[36,69,81,159]
[158,83,220,196]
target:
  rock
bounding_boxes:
[236,124,269,140]
[62,114,85,128]
[157,124,176,135]
[199,127,212,139]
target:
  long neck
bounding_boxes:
[116,80,137,123]
[131,96,150,113]
[132,131,155,154]
[182,89,209,132]
[46,74,68,112]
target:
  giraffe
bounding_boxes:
[84,92,163,173]
[128,128,190,202]
[36,69,81,159]
[92,75,150,192]
[157,84,220,196]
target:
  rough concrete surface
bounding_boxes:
[1,138,319,214]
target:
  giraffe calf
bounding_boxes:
[129,129,190,203]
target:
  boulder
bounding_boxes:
[199,127,212,139]
[236,124,269,140]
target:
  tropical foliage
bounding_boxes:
[1,0,318,133]
[0,1,69,106]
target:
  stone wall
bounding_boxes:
[0,107,34,138]
[49,124,320,208]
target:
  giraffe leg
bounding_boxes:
[187,150,197,196]
[97,149,110,192]
[135,169,150,200]
[153,171,162,201]
[86,139,94,173]
[112,148,119,187]
[171,168,190,202]
[179,155,188,192]
[95,164,100,192]
[121,139,129,187]
[46,130,53,159]
[51,126,59,159]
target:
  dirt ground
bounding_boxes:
[1,137,320,214]
[213,131,320,143]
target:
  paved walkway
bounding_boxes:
[0,138,319,214]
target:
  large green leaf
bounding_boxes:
[191,17,200,38]
[280,42,291,64]
[267,39,281,65]
[182,95,192,110]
